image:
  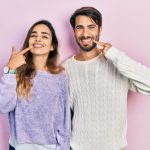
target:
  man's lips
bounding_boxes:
[80,38,92,45]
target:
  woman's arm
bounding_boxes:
[55,75,71,150]
[0,74,17,113]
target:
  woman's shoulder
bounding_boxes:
[56,70,68,82]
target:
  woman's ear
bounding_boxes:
[50,46,54,51]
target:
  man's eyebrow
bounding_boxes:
[75,25,83,27]
[75,24,97,28]
[88,24,97,26]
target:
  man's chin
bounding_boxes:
[80,44,96,52]
[81,48,93,52]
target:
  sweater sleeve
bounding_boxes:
[62,61,74,110]
[105,47,150,95]
[0,74,17,113]
[55,75,71,150]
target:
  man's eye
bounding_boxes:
[76,26,82,29]
[89,26,95,29]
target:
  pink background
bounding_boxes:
[0,0,150,149]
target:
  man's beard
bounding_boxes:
[76,35,99,52]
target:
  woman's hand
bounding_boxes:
[7,46,32,69]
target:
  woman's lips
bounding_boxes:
[33,44,44,48]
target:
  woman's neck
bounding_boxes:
[33,55,48,71]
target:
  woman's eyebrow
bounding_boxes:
[31,31,50,36]
[31,31,37,34]
[41,32,50,36]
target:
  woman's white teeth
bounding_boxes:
[33,44,44,48]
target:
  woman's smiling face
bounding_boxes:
[29,24,53,56]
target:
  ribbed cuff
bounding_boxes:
[2,74,16,84]
[105,46,124,63]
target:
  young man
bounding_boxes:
[63,7,150,150]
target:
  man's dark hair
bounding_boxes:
[70,7,102,29]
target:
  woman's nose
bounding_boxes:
[35,36,41,42]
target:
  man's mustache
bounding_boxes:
[79,36,93,40]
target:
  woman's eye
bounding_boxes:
[30,35,49,39]
[30,35,37,38]
[42,36,48,39]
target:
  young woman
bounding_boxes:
[0,20,70,150]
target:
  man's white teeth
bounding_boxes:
[82,39,91,42]
[81,38,92,44]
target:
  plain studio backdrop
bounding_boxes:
[0,0,150,150]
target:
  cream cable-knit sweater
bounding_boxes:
[63,47,150,150]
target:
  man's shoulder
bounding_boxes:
[62,56,74,66]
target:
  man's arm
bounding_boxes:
[105,47,150,95]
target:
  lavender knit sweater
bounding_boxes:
[0,71,71,150]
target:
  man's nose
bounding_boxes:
[82,28,89,37]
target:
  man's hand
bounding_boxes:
[93,40,112,56]
[7,46,32,69]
